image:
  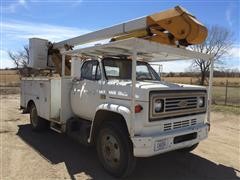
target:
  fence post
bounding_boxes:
[224,80,228,105]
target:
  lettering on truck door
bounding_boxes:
[71,60,102,120]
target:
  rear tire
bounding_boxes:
[178,143,199,153]
[96,121,136,178]
[29,104,49,131]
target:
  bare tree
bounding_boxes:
[8,45,32,76]
[8,45,29,68]
[190,26,233,85]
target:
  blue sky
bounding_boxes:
[1,0,239,71]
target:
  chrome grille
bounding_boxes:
[191,119,197,125]
[163,123,172,131]
[164,119,197,131]
[165,97,198,112]
[149,90,207,122]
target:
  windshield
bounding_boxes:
[102,58,160,81]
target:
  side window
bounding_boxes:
[81,60,101,80]
[137,65,152,80]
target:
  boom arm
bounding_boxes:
[53,6,207,49]
[48,6,207,75]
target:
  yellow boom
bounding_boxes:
[50,6,207,75]
[112,6,207,46]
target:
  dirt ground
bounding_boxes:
[0,92,239,180]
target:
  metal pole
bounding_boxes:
[131,50,137,137]
[62,54,65,77]
[224,80,228,105]
[207,58,214,124]
[158,65,161,76]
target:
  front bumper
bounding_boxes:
[131,124,208,157]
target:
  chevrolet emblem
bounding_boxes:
[178,100,188,107]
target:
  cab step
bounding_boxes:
[50,122,63,133]
[66,117,91,146]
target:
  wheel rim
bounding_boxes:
[30,107,38,128]
[101,133,121,169]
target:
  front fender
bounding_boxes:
[95,103,132,133]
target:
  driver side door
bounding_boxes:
[71,60,102,120]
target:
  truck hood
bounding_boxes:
[105,80,206,101]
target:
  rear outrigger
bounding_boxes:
[20,6,214,177]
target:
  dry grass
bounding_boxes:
[212,104,240,115]
[0,70,20,86]
[163,77,240,87]
[1,70,239,87]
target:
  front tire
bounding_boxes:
[29,104,49,131]
[96,121,136,178]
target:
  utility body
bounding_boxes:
[20,6,213,177]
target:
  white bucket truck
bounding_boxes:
[20,6,213,177]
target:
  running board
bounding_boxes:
[50,122,63,133]
[66,117,91,146]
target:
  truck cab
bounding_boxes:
[70,56,209,156]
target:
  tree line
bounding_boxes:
[164,69,240,78]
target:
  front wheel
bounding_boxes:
[96,122,136,178]
[30,104,49,131]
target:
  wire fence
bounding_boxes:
[212,81,240,106]
[162,77,240,107]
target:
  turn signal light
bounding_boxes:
[135,104,143,113]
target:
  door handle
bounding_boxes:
[100,94,106,99]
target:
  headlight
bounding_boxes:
[154,99,164,113]
[198,97,205,107]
